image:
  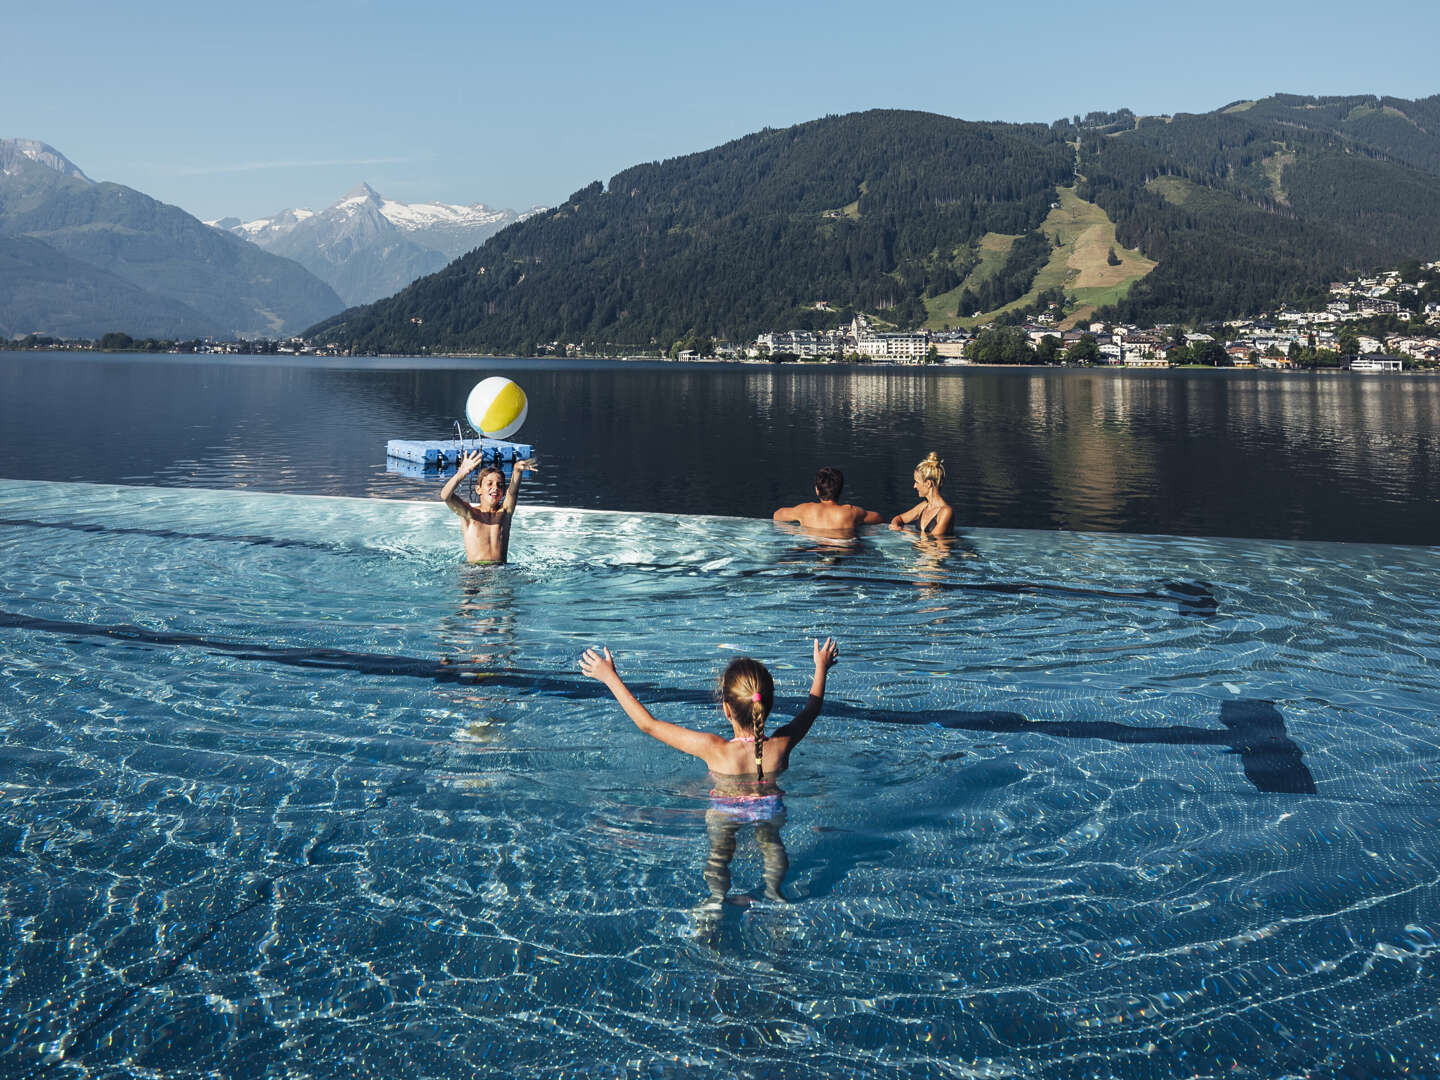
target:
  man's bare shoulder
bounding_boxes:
[815,502,868,527]
[842,503,884,526]
[774,501,818,523]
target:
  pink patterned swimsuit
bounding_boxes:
[709,737,784,821]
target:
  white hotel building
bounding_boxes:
[850,316,930,361]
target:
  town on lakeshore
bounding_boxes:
[672,258,1440,371]
[9,259,1440,372]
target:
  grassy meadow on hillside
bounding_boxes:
[924,186,1154,329]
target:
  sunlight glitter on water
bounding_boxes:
[0,479,1437,1079]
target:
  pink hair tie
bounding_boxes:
[751,693,762,703]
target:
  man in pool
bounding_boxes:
[772,466,883,538]
[440,452,535,564]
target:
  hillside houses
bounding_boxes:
[735,258,1440,369]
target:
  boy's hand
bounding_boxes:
[514,458,536,473]
[458,451,483,475]
[579,646,618,684]
[813,637,838,671]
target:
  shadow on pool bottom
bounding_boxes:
[1,607,1315,796]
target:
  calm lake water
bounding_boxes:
[2,352,1439,544]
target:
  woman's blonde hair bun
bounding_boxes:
[915,452,946,488]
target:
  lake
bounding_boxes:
[2,353,1438,545]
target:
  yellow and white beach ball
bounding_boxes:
[465,377,528,439]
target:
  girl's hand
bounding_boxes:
[813,636,838,671]
[579,646,617,684]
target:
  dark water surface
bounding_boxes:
[3,352,1437,544]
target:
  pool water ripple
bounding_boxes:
[1,479,1439,1078]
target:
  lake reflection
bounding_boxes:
[1,353,1437,544]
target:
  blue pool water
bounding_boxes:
[1,478,1437,1079]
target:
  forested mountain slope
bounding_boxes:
[308,111,1075,352]
[1078,94,1440,321]
[309,96,1440,351]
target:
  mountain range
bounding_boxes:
[210,185,543,306]
[0,139,343,340]
[308,93,1440,355]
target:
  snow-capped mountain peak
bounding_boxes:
[380,196,510,232]
[213,182,546,306]
[338,182,383,211]
[205,207,314,242]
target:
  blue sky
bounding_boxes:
[8,0,1439,221]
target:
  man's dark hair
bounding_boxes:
[814,466,844,501]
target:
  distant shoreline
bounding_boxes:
[4,348,1434,376]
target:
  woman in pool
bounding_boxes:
[889,451,953,536]
[579,637,839,903]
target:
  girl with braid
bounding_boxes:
[579,637,839,903]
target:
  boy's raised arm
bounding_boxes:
[501,457,534,515]
[440,452,481,520]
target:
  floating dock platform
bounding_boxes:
[385,437,533,479]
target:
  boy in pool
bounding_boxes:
[772,466,883,538]
[440,452,535,564]
[580,637,839,904]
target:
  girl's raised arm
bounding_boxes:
[579,647,725,762]
[771,637,838,748]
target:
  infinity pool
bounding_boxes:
[1,479,1437,1079]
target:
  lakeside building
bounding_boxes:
[1387,336,1440,362]
[859,332,929,361]
[1122,333,1166,364]
[755,330,848,357]
[849,316,930,361]
[1123,352,1168,368]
